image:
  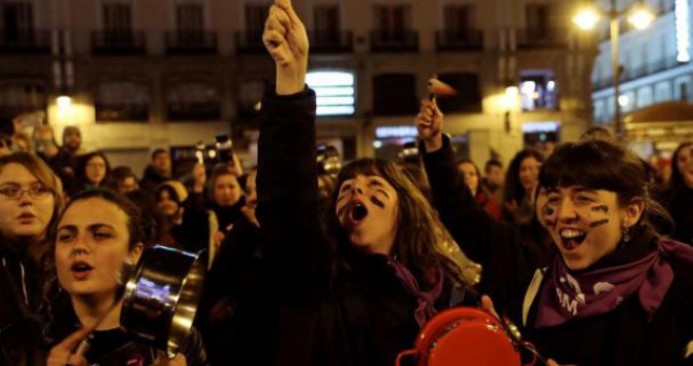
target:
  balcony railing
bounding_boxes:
[435,29,483,51]
[235,31,265,54]
[309,31,353,53]
[370,30,419,52]
[165,31,218,55]
[91,30,146,55]
[0,30,51,54]
[516,27,568,49]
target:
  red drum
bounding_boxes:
[396,307,527,366]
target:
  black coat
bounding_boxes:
[658,184,693,245]
[218,88,474,366]
[0,244,44,366]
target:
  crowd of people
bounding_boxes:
[1,0,692,365]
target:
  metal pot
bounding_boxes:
[121,245,206,358]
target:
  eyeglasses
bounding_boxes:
[0,185,53,200]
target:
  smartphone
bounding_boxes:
[215,134,234,164]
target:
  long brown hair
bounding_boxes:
[326,158,478,288]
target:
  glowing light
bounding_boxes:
[573,7,600,31]
[307,71,355,116]
[57,96,72,109]
[676,0,691,62]
[618,95,630,107]
[373,140,383,149]
[375,126,418,139]
[547,81,556,91]
[628,6,654,30]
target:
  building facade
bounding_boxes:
[0,0,593,173]
[591,0,692,156]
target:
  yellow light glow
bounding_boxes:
[573,7,601,31]
[505,86,519,99]
[57,96,72,109]
[628,7,655,30]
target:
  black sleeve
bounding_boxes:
[420,135,531,321]
[256,87,330,298]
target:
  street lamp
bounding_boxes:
[573,0,655,138]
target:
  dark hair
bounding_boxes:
[484,158,503,172]
[76,151,111,187]
[151,148,168,160]
[669,141,693,190]
[326,158,476,287]
[503,148,544,204]
[110,165,137,183]
[580,125,617,142]
[539,139,673,234]
[51,189,146,250]
[208,164,240,202]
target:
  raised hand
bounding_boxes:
[263,0,309,95]
[415,99,444,152]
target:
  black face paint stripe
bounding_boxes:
[336,204,350,218]
[591,205,609,214]
[370,196,385,209]
[589,219,610,228]
[541,203,557,228]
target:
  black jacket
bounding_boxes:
[0,244,44,366]
[658,184,693,245]
[45,296,209,366]
[217,88,475,366]
[140,166,169,195]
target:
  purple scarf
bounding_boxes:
[535,239,693,328]
[388,258,444,327]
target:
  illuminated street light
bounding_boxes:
[57,95,72,109]
[628,6,655,30]
[572,7,601,31]
[573,0,654,138]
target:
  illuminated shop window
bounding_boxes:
[306,71,355,116]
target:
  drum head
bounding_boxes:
[427,321,521,366]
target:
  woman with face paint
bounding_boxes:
[519,140,693,366]
[657,141,693,245]
[44,189,208,366]
[218,1,478,365]
[0,152,64,366]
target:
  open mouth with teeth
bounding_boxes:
[559,229,587,250]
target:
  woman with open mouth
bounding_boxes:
[44,189,208,366]
[0,152,64,366]
[223,1,479,365]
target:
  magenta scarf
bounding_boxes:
[535,239,693,328]
[388,258,444,327]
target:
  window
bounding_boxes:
[1,1,34,40]
[95,81,149,121]
[444,5,475,35]
[518,70,559,111]
[306,71,355,116]
[0,83,46,122]
[103,3,133,32]
[245,5,266,35]
[314,5,340,36]
[373,73,417,116]
[374,4,410,37]
[436,73,482,113]
[526,4,550,38]
[167,82,220,121]
[637,87,653,108]
[176,3,204,32]
[677,81,689,101]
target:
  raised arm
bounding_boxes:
[255,0,329,296]
[416,100,530,320]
